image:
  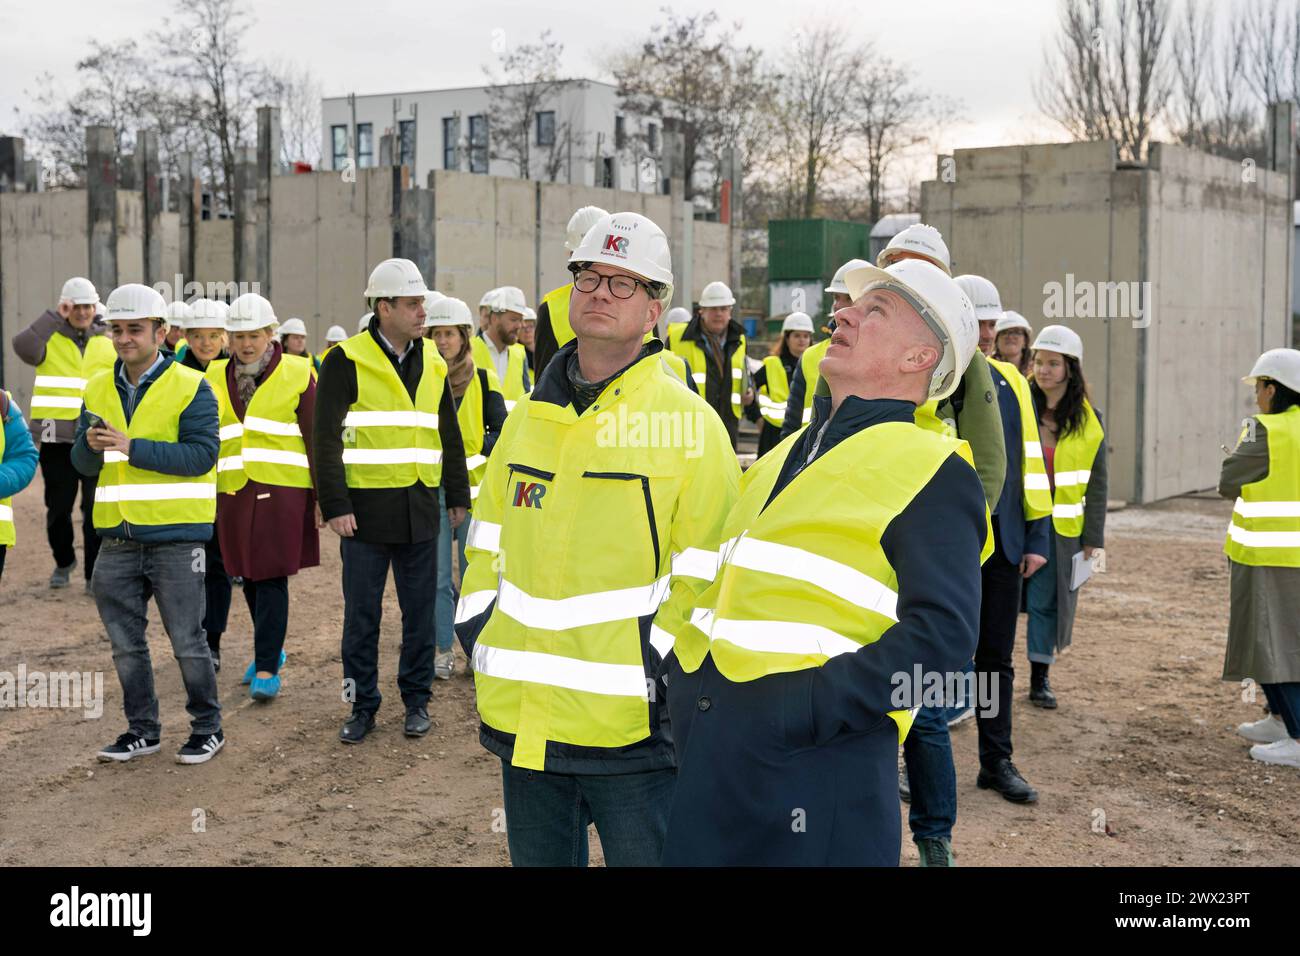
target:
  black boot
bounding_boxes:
[977,758,1039,803]
[1029,662,1057,709]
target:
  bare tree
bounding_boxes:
[483,30,573,179]
[1170,0,1263,158]
[267,59,322,168]
[1244,0,1293,106]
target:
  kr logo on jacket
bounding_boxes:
[512,480,546,509]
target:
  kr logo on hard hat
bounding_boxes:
[602,235,629,258]
[512,481,546,509]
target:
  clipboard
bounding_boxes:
[1070,550,1095,591]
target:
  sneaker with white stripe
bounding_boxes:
[175,730,225,765]
[97,732,162,762]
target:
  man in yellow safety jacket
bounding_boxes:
[660,257,989,866]
[667,280,753,449]
[533,204,608,376]
[454,210,741,867]
[471,286,532,409]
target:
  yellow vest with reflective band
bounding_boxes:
[457,348,740,770]
[1225,405,1300,567]
[338,333,446,489]
[206,355,313,493]
[988,358,1053,520]
[798,338,829,425]
[30,333,116,422]
[758,355,790,428]
[83,362,217,529]
[542,283,575,350]
[675,421,986,743]
[0,390,15,546]
[1049,398,1104,537]
[667,324,746,418]
[471,335,530,410]
[458,367,500,502]
[913,402,997,562]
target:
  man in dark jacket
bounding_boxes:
[314,258,471,744]
[667,283,754,449]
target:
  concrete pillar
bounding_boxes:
[86,126,119,295]
[398,184,435,288]
[23,159,39,193]
[138,130,162,287]
[0,137,23,192]
[178,151,197,291]
[232,145,257,288]
[256,106,280,297]
[722,146,742,300]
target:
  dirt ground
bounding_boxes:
[1,472,1296,867]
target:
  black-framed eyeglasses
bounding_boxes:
[570,267,655,300]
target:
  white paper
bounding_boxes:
[1070,550,1094,591]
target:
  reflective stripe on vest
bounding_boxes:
[674,421,987,744]
[206,354,313,492]
[30,334,116,420]
[0,390,14,546]
[1049,398,1104,537]
[988,358,1054,520]
[758,355,791,428]
[799,338,829,424]
[83,363,216,528]
[457,368,494,500]
[1225,405,1300,567]
[471,335,531,405]
[542,283,574,349]
[338,333,446,488]
[667,324,746,418]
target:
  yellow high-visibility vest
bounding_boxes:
[471,335,531,411]
[338,332,447,489]
[456,346,741,771]
[83,362,217,529]
[542,283,575,350]
[1225,404,1300,567]
[1049,398,1104,537]
[206,354,313,493]
[988,357,1053,520]
[458,367,502,502]
[0,390,16,546]
[757,356,790,428]
[30,333,116,422]
[798,338,830,425]
[673,421,988,743]
[667,324,746,419]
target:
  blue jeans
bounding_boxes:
[1263,683,1300,738]
[943,658,976,721]
[500,761,675,866]
[902,701,956,842]
[92,537,221,739]
[1025,535,1059,664]
[340,536,438,715]
[435,486,469,653]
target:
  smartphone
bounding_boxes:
[86,414,106,431]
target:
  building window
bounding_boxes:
[536,110,555,147]
[356,123,373,168]
[601,156,615,189]
[331,125,348,170]
[442,116,459,170]
[615,115,626,150]
[647,122,658,154]
[469,114,489,174]
[399,119,415,169]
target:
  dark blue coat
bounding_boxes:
[989,361,1049,565]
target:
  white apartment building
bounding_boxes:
[320,79,665,192]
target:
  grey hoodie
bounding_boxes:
[11,309,111,444]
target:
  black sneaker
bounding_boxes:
[210,650,221,673]
[176,730,225,765]
[97,732,161,762]
[50,560,76,589]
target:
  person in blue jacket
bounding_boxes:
[0,388,40,584]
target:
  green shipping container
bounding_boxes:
[768,219,871,283]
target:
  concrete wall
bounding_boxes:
[922,140,1292,503]
[194,219,235,293]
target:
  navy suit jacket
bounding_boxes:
[989,361,1050,565]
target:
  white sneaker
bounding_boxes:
[434,650,455,680]
[1248,737,1300,768]
[1236,714,1289,744]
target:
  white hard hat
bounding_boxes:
[522,306,537,322]
[844,260,978,402]
[665,306,692,326]
[364,258,429,299]
[782,311,814,333]
[423,290,445,315]
[1030,324,1084,361]
[104,283,168,322]
[166,300,192,329]
[226,293,278,333]
[61,276,99,306]
[424,296,475,328]
[699,281,736,308]
[565,205,609,252]
[325,324,348,343]
[995,311,1032,336]
[490,286,528,315]
[278,317,307,337]
[568,210,674,304]
[1243,348,1300,393]
[825,259,871,295]
[187,299,229,330]
[877,223,952,275]
[954,275,1005,322]
[479,288,499,309]
[357,312,373,334]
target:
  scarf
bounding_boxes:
[567,343,653,415]
[444,332,477,399]
[235,347,274,408]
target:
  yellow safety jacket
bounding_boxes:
[1049,398,1104,537]
[667,324,746,419]
[471,334,531,411]
[672,421,987,743]
[0,390,15,546]
[459,366,503,502]
[541,283,575,350]
[1225,404,1300,567]
[83,363,217,529]
[206,354,313,493]
[798,338,830,425]
[757,356,790,428]
[456,345,741,771]
[30,333,117,421]
[338,333,447,489]
[988,358,1054,520]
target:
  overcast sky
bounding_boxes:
[1,0,1065,156]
